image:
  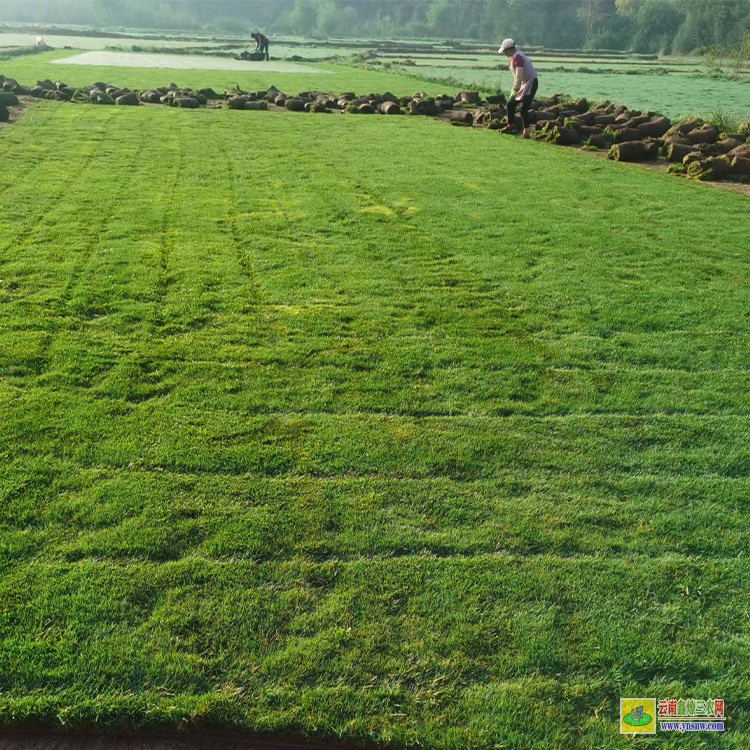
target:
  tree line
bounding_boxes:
[2,0,749,55]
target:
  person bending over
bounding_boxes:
[498,38,538,138]
[251,32,269,61]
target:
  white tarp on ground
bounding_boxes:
[52,51,330,73]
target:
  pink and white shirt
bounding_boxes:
[509,50,537,100]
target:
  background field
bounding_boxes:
[396,64,750,120]
[3,33,749,119]
[1,52,749,749]
[2,49,450,98]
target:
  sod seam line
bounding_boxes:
[20,463,750,482]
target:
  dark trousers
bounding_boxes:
[259,42,269,61]
[507,77,538,129]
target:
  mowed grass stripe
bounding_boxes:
[2,465,749,564]
[1,390,750,478]
[0,557,746,747]
[0,106,121,256]
[1,101,749,745]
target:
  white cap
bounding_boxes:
[498,38,515,52]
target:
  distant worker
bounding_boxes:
[251,32,269,61]
[498,38,538,138]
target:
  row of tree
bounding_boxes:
[2,0,749,55]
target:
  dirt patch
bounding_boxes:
[0,730,379,750]
[0,101,28,131]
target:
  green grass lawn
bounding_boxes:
[2,49,449,97]
[1,89,749,749]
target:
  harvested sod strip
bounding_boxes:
[0,102,749,749]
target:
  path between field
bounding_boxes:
[0,731,377,750]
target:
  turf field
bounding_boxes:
[1,58,749,749]
[399,64,750,120]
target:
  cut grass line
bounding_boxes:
[14,462,750,486]
[532,330,750,338]
[39,462,750,484]
[267,178,344,303]
[14,552,750,570]
[152,122,184,332]
[215,141,264,312]
[547,365,750,374]
[0,108,119,260]
[140,358,750,375]
[72,404,750,419]
[13,551,746,567]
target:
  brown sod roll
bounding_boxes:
[284,98,306,112]
[608,140,650,161]
[535,120,556,135]
[0,91,19,106]
[686,125,719,144]
[715,138,743,153]
[662,134,691,145]
[456,90,480,104]
[569,97,589,113]
[378,101,401,115]
[707,142,731,156]
[613,127,642,142]
[547,126,581,145]
[586,134,611,149]
[667,117,703,136]
[244,100,268,110]
[682,150,706,165]
[173,96,199,108]
[637,117,671,138]
[728,143,750,159]
[139,91,162,103]
[579,125,603,137]
[0,104,8,122]
[449,110,474,125]
[730,156,750,175]
[687,156,731,180]
[419,99,441,116]
[115,91,139,106]
[666,143,695,162]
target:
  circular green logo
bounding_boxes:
[623,710,652,727]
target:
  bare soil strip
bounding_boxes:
[51,51,329,74]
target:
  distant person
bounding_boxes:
[498,38,538,138]
[251,32,269,61]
